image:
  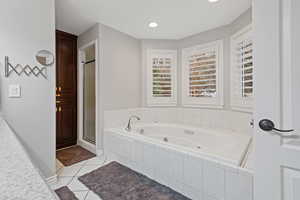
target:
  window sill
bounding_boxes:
[182,104,224,109]
[147,103,177,107]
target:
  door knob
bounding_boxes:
[259,119,294,132]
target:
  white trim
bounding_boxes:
[96,148,104,157]
[230,24,253,112]
[46,174,58,185]
[281,0,293,130]
[78,40,99,152]
[146,49,177,106]
[182,104,224,109]
[181,40,224,108]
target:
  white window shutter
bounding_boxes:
[230,25,253,112]
[182,40,224,108]
[147,49,177,106]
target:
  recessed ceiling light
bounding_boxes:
[148,22,158,28]
[208,0,219,3]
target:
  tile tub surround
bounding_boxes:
[104,129,253,200]
[0,118,56,200]
[104,108,253,136]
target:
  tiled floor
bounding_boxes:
[50,155,110,200]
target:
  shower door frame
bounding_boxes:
[78,40,99,153]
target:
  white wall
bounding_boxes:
[100,24,141,110]
[0,0,56,178]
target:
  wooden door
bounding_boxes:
[254,0,300,199]
[56,30,78,149]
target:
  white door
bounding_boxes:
[254,0,300,200]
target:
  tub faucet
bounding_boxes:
[125,115,141,132]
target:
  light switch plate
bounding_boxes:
[8,84,21,98]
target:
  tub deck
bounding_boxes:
[109,123,252,166]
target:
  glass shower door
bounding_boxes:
[83,60,96,144]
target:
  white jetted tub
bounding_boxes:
[104,123,253,200]
[130,123,251,166]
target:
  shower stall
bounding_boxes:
[81,44,96,145]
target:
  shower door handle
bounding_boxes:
[259,119,294,133]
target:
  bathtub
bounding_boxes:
[104,123,253,200]
[133,123,250,166]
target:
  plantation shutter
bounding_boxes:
[182,41,224,107]
[147,49,177,106]
[152,57,172,97]
[239,39,253,97]
[189,50,217,97]
[230,25,253,111]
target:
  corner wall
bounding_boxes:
[78,24,103,150]
[99,24,141,149]
[0,0,56,177]
[100,24,141,110]
[78,23,142,150]
[141,8,252,112]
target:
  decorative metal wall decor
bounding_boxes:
[5,56,47,79]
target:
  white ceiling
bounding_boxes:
[55,0,251,39]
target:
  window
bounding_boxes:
[230,25,253,112]
[182,41,224,107]
[147,49,177,106]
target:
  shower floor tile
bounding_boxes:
[56,145,96,167]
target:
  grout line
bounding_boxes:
[51,161,94,192]
[81,160,89,167]
[72,161,88,177]
[56,166,64,176]
[53,155,108,192]
[66,176,75,186]
[83,190,90,200]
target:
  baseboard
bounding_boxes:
[77,140,96,154]
[46,174,58,185]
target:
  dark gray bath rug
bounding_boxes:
[55,186,78,200]
[78,161,191,200]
